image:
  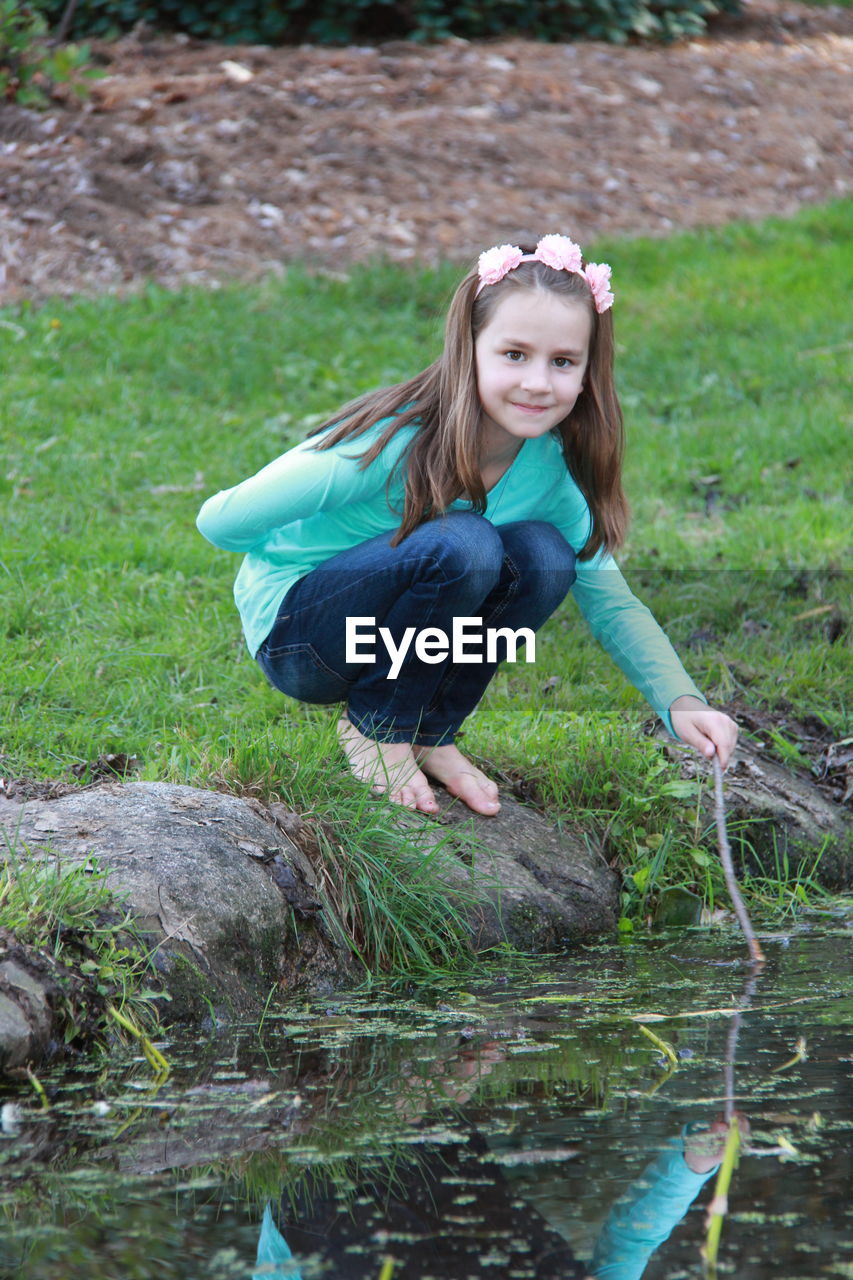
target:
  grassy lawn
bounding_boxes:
[2,200,850,924]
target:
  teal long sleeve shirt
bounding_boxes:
[197,419,706,735]
[590,1144,717,1279]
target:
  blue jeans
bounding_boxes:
[256,512,576,745]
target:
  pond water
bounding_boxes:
[1,917,851,1280]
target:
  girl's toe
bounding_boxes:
[413,785,438,813]
[393,789,417,810]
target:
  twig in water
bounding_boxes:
[721,966,762,1122]
[108,1004,170,1081]
[712,756,765,965]
[702,1115,742,1277]
[637,1022,679,1067]
[26,1066,50,1111]
[771,1036,807,1073]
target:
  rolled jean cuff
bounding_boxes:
[345,709,445,745]
[412,727,456,748]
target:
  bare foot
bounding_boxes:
[337,718,439,813]
[413,743,501,816]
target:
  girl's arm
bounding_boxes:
[570,561,738,764]
[589,1136,720,1280]
[197,422,411,552]
[538,445,739,761]
[569,555,707,737]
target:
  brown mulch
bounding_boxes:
[0,0,851,303]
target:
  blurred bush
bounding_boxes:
[2,1,101,105]
[34,0,743,46]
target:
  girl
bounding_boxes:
[197,234,737,815]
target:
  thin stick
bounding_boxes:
[721,966,762,1122]
[722,1014,738,1123]
[54,0,80,44]
[712,756,765,965]
[702,1114,742,1277]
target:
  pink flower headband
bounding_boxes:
[475,234,614,313]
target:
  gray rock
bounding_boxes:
[426,790,618,950]
[0,958,55,1069]
[0,779,620,1070]
[0,990,42,1071]
[0,782,356,1031]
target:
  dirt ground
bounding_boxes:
[0,0,850,303]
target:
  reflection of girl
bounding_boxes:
[251,1120,731,1280]
[198,236,737,813]
[253,1127,586,1279]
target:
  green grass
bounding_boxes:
[258,718,493,973]
[0,831,165,1056]
[2,201,850,934]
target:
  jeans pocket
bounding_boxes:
[257,641,350,705]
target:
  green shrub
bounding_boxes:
[34,0,742,46]
[2,1,101,106]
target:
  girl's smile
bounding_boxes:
[474,289,591,466]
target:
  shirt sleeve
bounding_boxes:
[196,424,407,553]
[590,1145,717,1280]
[537,446,706,736]
[570,551,707,736]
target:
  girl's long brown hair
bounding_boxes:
[308,254,628,560]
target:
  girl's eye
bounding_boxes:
[553,356,573,368]
[505,350,524,361]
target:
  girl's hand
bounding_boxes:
[683,1114,751,1173]
[669,696,738,769]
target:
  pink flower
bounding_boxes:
[474,236,616,311]
[534,234,583,275]
[477,243,524,288]
[583,261,614,313]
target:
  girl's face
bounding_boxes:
[474,288,591,464]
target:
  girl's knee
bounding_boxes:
[409,511,504,579]
[503,521,577,576]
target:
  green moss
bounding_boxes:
[152,948,225,1025]
[504,902,578,952]
[208,916,286,987]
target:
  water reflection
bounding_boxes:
[0,925,850,1280]
[250,981,755,1280]
[252,1112,736,1279]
